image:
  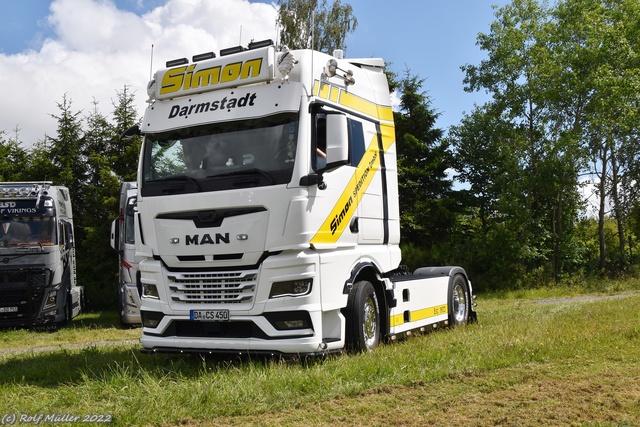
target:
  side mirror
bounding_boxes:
[66,224,75,249]
[125,196,137,216]
[300,112,349,189]
[325,114,349,168]
[120,124,141,141]
[110,218,119,251]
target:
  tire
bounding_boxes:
[65,293,73,324]
[117,289,127,326]
[345,280,381,352]
[448,274,470,326]
[80,288,87,314]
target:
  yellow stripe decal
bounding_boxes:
[390,304,449,327]
[379,123,395,152]
[390,313,404,327]
[310,80,396,245]
[310,136,380,244]
[377,105,394,122]
[329,86,340,103]
[340,91,378,117]
[313,80,393,123]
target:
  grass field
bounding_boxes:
[1,281,639,426]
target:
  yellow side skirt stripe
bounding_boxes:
[390,304,448,327]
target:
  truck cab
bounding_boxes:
[110,182,142,326]
[0,182,83,329]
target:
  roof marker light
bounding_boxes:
[248,39,274,50]
[220,46,244,56]
[166,57,189,67]
[193,52,215,62]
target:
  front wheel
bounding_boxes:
[345,280,380,352]
[448,274,470,326]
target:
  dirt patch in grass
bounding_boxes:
[535,293,637,305]
[174,360,640,427]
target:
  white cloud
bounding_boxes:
[0,0,278,146]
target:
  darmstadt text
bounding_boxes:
[168,92,257,120]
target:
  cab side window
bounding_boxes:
[58,222,65,247]
[312,109,367,170]
[348,119,365,166]
[313,115,327,170]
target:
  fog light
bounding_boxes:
[43,291,57,310]
[143,284,159,299]
[281,320,305,328]
[141,310,164,328]
[264,311,312,331]
[269,279,312,298]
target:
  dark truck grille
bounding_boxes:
[0,267,52,326]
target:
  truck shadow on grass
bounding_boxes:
[0,343,327,389]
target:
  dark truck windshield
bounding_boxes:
[141,113,299,196]
[0,216,56,248]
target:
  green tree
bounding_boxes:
[75,87,142,309]
[109,86,141,182]
[47,94,87,214]
[276,0,357,54]
[80,99,121,308]
[559,0,640,272]
[453,0,589,287]
[393,70,459,264]
[0,129,29,181]
[452,0,640,286]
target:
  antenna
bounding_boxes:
[311,7,315,50]
[310,7,315,94]
[239,25,243,46]
[149,44,154,80]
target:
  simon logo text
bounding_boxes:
[160,58,264,96]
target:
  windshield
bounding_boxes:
[141,113,298,196]
[0,216,56,248]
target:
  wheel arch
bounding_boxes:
[414,266,476,324]
[342,261,391,340]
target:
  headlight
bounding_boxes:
[43,290,58,311]
[142,283,159,299]
[269,279,312,298]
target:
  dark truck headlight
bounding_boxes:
[42,290,58,311]
[269,279,312,298]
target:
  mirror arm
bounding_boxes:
[299,173,327,190]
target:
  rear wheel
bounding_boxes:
[345,280,380,352]
[64,292,73,324]
[448,274,470,326]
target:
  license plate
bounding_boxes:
[190,309,229,322]
[0,306,18,313]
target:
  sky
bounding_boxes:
[0,0,510,147]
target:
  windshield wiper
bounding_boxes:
[150,174,202,191]
[207,168,276,184]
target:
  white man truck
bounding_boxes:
[0,182,83,329]
[132,40,476,355]
[110,181,142,326]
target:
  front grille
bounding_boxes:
[168,270,257,304]
[0,267,51,325]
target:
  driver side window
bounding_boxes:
[314,115,327,170]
